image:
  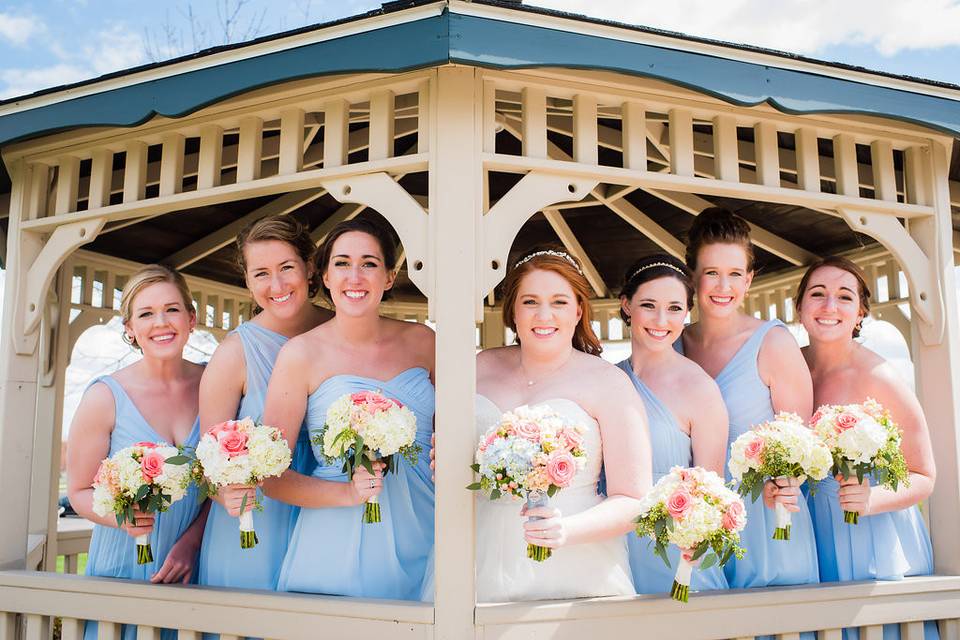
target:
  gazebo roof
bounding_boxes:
[1,0,958,300]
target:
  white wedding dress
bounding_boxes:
[475,395,634,602]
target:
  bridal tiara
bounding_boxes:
[628,261,687,282]
[513,250,583,275]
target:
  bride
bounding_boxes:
[475,248,652,602]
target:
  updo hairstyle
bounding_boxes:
[685,207,754,273]
[619,254,694,325]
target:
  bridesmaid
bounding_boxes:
[66,265,205,640]
[262,218,435,601]
[196,215,332,591]
[617,254,729,595]
[678,208,819,597]
[797,256,937,640]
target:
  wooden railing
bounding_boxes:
[0,570,957,640]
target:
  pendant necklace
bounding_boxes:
[519,351,573,387]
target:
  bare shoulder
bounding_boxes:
[276,332,316,367]
[394,318,435,345]
[859,349,910,399]
[677,356,723,399]
[762,323,800,349]
[577,352,634,392]
[80,378,118,414]
[207,332,245,370]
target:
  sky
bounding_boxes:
[1,0,960,100]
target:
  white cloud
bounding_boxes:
[0,23,146,99]
[530,0,960,56]
[0,12,44,46]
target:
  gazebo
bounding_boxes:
[2,1,960,638]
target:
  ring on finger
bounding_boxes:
[369,479,375,489]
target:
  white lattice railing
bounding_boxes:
[0,571,957,640]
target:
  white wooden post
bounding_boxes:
[911,141,960,573]
[431,65,479,639]
[31,262,72,570]
[0,159,42,569]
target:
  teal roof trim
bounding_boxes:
[449,13,960,137]
[2,8,959,148]
[0,16,449,146]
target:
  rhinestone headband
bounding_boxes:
[513,250,583,275]
[629,261,687,282]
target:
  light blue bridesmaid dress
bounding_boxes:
[616,359,729,595]
[277,367,435,601]
[679,319,819,593]
[197,322,316,591]
[83,375,201,640]
[810,477,938,639]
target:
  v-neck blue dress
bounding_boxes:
[616,359,729,595]
[83,375,201,640]
[277,367,435,601]
[197,322,316,591]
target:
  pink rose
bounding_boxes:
[140,451,166,481]
[561,427,584,450]
[218,429,249,458]
[744,436,765,461]
[546,451,577,487]
[722,501,746,531]
[836,412,859,432]
[667,489,694,520]
[514,420,541,442]
[135,441,158,449]
[208,420,239,439]
[811,408,825,425]
[352,391,399,413]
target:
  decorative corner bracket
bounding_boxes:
[319,173,431,299]
[481,172,600,298]
[837,207,944,345]
[14,218,105,355]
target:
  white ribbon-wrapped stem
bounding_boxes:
[135,533,149,546]
[239,510,255,532]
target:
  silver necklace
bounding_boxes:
[519,352,572,387]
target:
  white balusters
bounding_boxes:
[871,140,897,202]
[668,108,694,177]
[60,618,83,640]
[88,149,113,209]
[324,99,350,168]
[573,94,598,165]
[159,133,185,197]
[123,141,148,203]
[237,116,263,183]
[27,163,50,219]
[622,102,647,170]
[795,127,821,192]
[55,156,80,214]
[278,108,305,175]
[522,86,547,159]
[833,133,859,196]
[713,114,739,182]
[369,90,395,162]
[904,146,930,206]
[754,121,780,187]
[198,125,224,190]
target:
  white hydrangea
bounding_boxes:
[668,499,725,550]
[836,416,888,463]
[320,392,418,461]
[729,412,832,482]
[91,443,193,518]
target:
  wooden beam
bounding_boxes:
[645,188,819,266]
[542,208,607,297]
[600,196,685,259]
[165,188,326,269]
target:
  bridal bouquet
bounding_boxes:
[634,466,746,602]
[729,411,832,540]
[194,418,292,548]
[313,390,421,524]
[810,399,909,524]
[468,404,587,562]
[92,442,192,564]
